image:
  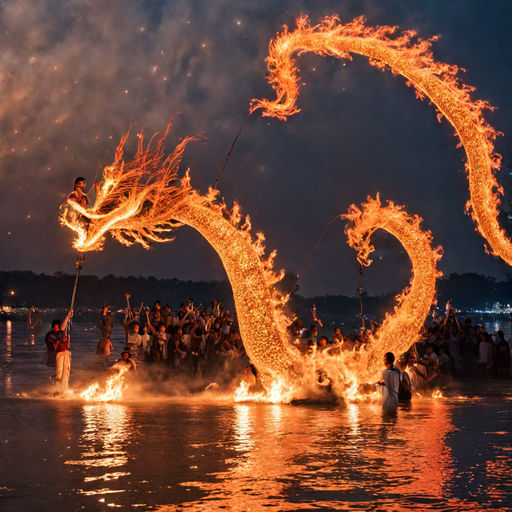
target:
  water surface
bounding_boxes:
[1,321,511,511]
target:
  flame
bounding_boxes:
[432,389,444,399]
[281,196,442,402]
[80,366,129,402]
[343,195,443,377]
[251,15,509,265]
[61,123,296,380]
[233,378,295,404]
[60,121,197,252]
[61,122,443,402]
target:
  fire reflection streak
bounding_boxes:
[66,403,133,504]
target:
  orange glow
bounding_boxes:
[80,367,129,402]
[233,196,442,403]
[233,378,294,404]
[251,15,509,265]
[343,195,443,377]
[60,121,197,252]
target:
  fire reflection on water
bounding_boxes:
[170,400,509,511]
[5,320,12,364]
[1,323,510,510]
[180,403,303,510]
[4,321,12,395]
[65,403,132,501]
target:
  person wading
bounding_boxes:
[45,310,73,394]
[377,352,401,409]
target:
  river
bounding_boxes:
[0,320,511,511]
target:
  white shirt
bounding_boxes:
[141,333,151,353]
[479,340,492,364]
[154,332,169,359]
[127,332,142,347]
[381,366,401,408]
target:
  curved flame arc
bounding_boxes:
[233,196,443,403]
[251,15,509,265]
[343,195,443,376]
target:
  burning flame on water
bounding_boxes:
[80,367,129,402]
[233,378,295,404]
[251,15,509,266]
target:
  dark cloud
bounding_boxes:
[1,0,511,297]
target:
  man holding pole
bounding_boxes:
[45,309,73,394]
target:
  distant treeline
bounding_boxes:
[0,271,234,311]
[0,270,511,316]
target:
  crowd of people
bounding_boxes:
[287,301,511,407]
[41,290,512,398]
[96,293,249,383]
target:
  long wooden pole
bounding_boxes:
[67,254,84,334]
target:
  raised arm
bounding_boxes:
[125,292,133,319]
[146,310,156,334]
[61,310,73,332]
[442,300,451,327]
[178,306,195,327]
[311,304,323,328]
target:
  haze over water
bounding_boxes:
[1,321,511,511]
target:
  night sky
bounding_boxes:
[1,0,512,297]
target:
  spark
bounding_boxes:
[251,15,509,265]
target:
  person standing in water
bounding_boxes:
[115,349,137,372]
[27,306,42,332]
[44,310,73,394]
[99,304,113,339]
[377,352,401,409]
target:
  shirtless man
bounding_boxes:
[68,176,90,209]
